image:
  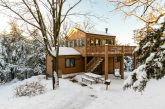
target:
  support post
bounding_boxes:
[120,54,124,79]
[85,56,87,72]
[113,57,115,74]
[104,44,109,80]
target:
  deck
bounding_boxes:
[75,45,136,57]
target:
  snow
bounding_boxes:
[161,44,165,49]
[134,46,139,52]
[51,47,80,56]
[124,64,147,89]
[77,27,115,36]
[142,42,150,49]
[1,75,165,109]
[146,52,156,63]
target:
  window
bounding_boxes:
[101,39,106,45]
[107,40,112,45]
[95,39,100,45]
[74,40,77,47]
[90,38,95,46]
[79,38,85,47]
[67,41,71,47]
[65,58,75,68]
[72,41,74,47]
[77,40,79,47]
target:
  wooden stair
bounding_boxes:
[86,57,103,72]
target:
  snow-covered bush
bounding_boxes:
[0,35,45,83]
[124,56,133,72]
[123,21,165,92]
[15,81,45,97]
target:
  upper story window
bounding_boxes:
[70,40,74,47]
[67,41,71,47]
[77,39,80,47]
[90,38,95,46]
[95,39,100,45]
[65,58,75,68]
[74,40,77,47]
[107,40,112,45]
[101,39,106,45]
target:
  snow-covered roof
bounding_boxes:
[51,47,81,56]
[76,28,116,37]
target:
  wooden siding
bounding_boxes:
[59,55,84,74]
[46,54,84,76]
[66,28,86,40]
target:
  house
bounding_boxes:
[46,28,136,79]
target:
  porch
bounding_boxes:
[75,45,136,80]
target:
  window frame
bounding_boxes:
[65,58,75,68]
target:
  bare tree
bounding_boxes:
[9,20,22,37]
[0,0,82,89]
[108,0,165,42]
[108,0,165,26]
[61,18,95,37]
[75,18,95,31]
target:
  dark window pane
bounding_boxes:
[65,58,75,68]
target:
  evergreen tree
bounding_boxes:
[0,35,45,83]
[123,21,165,92]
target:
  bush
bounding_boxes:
[15,81,45,97]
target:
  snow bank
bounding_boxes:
[1,75,165,109]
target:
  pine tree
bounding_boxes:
[123,21,165,92]
[0,35,45,83]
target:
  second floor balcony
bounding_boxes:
[74,45,136,57]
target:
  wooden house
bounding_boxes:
[46,28,136,79]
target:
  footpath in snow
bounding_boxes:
[0,74,165,109]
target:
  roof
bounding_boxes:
[51,47,81,56]
[75,28,116,37]
[66,27,116,38]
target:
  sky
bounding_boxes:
[67,0,145,45]
[0,0,145,45]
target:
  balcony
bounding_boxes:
[75,45,136,57]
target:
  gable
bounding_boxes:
[65,28,86,40]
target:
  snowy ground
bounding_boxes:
[0,74,165,109]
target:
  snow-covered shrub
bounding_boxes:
[15,81,45,97]
[123,21,165,92]
[124,56,133,72]
[0,35,45,83]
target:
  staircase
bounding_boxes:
[86,57,103,72]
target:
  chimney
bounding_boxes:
[105,28,108,34]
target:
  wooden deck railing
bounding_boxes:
[74,45,136,56]
[86,45,136,55]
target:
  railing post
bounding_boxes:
[122,46,124,53]
[85,56,87,72]
[104,44,109,80]
[120,54,124,79]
